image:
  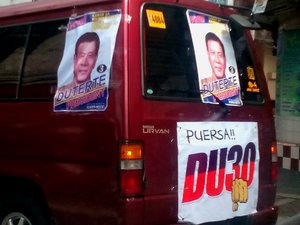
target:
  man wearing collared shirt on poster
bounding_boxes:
[205,32,226,81]
[58,32,100,93]
[201,32,241,105]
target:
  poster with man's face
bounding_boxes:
[186,10,242,106]
[53,10,121,111]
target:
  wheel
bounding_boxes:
[1,212,32,225]
[0,194,50,225]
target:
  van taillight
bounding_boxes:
[120,142,143,195]
[271,142,277,182]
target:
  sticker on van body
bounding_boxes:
[54,10,121,111]
[177,122,259,224]
[186,10,242,106]
[146,9,166,29]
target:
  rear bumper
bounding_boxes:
[250,205,278,225]
[169,205,278,225]
[122,193,278,225]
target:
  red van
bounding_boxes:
[0,0,277,224]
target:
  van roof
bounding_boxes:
[0,0,119,19]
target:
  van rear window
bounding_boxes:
[141,3,264,104]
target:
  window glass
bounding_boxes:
[142,3,264,104]
[142,4,199,99]
[230,24,264,103]
[20,20,67,99]
[0,19,67,100]
[0,25,28,98]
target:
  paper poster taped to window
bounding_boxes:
[177,121,259,224]
[54,10,121,111]
[186,10,242,106]
[252,0,268,14]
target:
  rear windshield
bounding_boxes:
[141,3,264,104]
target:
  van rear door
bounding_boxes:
[127,1,276,225]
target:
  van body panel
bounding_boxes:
[0,0,277,224]
[0,1,127,224]
[127,1,276,224]
[0,0,121,19]
[0,1,122,27]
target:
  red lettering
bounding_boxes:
[182,143,257,203]
[225,145,243,191]
[241,142,256,186]
[206,148,227,196]
[189,15,205,23]
[182,153,207,203]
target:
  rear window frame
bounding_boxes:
[140,2,265,105]
[0,17,68,102]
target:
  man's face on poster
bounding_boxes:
[74,41,98,84]
[207,39,226,79]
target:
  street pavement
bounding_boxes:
[276,168,300,225]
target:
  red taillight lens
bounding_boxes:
[120,142,143,195]
[121,170,143,195]
[271,142,277,182]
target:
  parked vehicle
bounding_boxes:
[0,0,277,224]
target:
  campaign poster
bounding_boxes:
[186,10,242,106]
[177,122,259,224]
[252,0,268,14]
[54,10,121,111]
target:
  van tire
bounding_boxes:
[0,194,50,225]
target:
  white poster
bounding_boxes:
[186,10,242,106]
[177,122,259,224]
[252,0,268,14]
[54,10,121,111]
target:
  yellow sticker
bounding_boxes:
[247,87,260,93]
[247,81,260,92]
[248,81,258,89]
[247,66,255,80]
[146,9,166,29]
[208,17,222,24]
